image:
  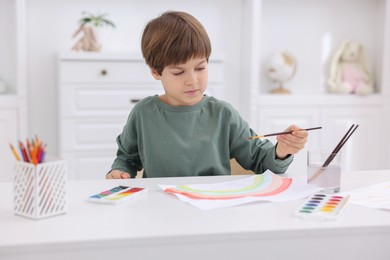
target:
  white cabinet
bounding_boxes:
[58,53,161,179]
[0,102,18,182]
[58,52,224,179]
[254,95,387,173]
[0,0,27,182]
[320,106,384,171]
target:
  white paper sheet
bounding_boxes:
[348,181,390,210]
[159,171,322,210]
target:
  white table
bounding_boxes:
[1,170,390,260]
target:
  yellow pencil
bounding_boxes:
[9,143,21,161]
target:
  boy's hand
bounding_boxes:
[275,125,308,159]
[106,170,131,179]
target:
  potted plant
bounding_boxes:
[78,11,116,28]
[72,11,115,52]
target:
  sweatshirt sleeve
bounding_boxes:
[110,110,143,178]
[227,107,293,174]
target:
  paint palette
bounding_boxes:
[294,193,350,220]
[88,185,147,205]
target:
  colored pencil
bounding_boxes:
[247,126,322,140]
[9,136,48,165]
[19,140,30,163]
[9,143,21,161]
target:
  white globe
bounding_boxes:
[266,52,297,94]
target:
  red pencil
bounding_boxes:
[18,140,29,163]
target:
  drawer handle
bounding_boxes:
[130,99,141,103]
[100,69,108,76]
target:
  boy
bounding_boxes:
[107,11,308,179]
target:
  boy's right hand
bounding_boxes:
[106,170,131,179]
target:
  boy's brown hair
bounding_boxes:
[141,11,211,75]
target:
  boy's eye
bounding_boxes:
[172,71,184,75]
[196,67,205,71]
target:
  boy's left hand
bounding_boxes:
[275,125,308,159]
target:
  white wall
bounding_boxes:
[26,0,244,156]
[0,0,16,91]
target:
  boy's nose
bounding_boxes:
[185,73,197,87]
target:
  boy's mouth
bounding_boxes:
[184,89,200,94]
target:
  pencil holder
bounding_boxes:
[13,160,67,219]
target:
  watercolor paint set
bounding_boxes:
[294,193,350,221]
[89,185,147,205]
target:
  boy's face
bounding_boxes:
[151,57,208,106]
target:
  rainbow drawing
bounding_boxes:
[165,172,292,200]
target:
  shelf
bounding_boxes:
[59,51,144,61]
[246,0,389,96]
[58,51,225,63]
[255,93,388,106]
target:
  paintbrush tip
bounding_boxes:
[247,135,264,140]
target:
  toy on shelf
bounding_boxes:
[327,40,374,95]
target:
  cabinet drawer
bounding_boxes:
[60,61,153,83]
[60,84,162,116]
[61,152,116,180]
[60,118,126,151]
[61,60,224,84]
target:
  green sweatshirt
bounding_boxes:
[111,95,292,178]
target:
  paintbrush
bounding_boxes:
[308,124,359,183]
[247,126,322,140]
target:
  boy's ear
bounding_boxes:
[150,68,161,80]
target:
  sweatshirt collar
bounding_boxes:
[152,95,210,112]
